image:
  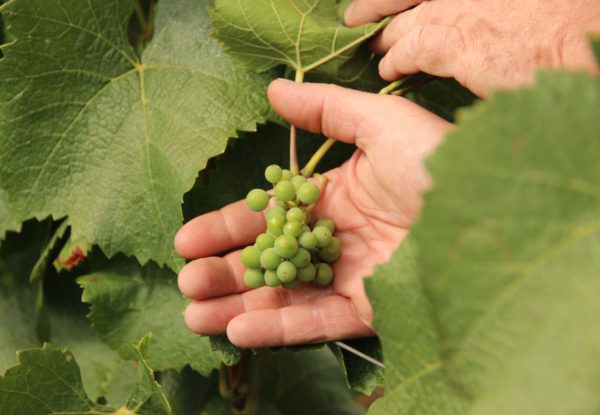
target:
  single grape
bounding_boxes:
[281,169,293,181]
[260,248,282,270]
[314,218,335,233]
[244,269,264,288]
[315,263,333,286]
[264,269,281,287]
[297,263,316,282]
[298,231,318,250]
[255,233,275,250]
[297,182,320,204]
[291,175,307,190]
[277,261,297,283]
[274,234,298,258]
[286,207,305,223]
[266,205,286,220]
[291,248,311,268]
[283,280,301,289]
[267,215,285,236]
[313,226,332,247]
[246,189,269,212]
[265,164,282,184]
[283,220,303,238]
[241,246,262,269]
[274,181,295,202]
[319,237,341,263]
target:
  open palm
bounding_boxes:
[175,80,450,348]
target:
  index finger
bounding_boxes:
[174,199,265,259]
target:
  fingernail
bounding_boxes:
[344,2,356,24]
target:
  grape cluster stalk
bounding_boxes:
[242,164,340,289]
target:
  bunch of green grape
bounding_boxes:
[242,164,340,289]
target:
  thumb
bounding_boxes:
[267,79,450,151]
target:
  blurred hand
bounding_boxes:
[345,0,600,97]
[175,79,450,348]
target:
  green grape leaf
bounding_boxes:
[0,0,272,270]
[260,349,364,415]
[0,341,171,415]
[210,0,388,75]
[78,257,221,376]
[0,344,113,415]
[367,71,600,414]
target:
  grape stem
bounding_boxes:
[300,138,335,177]
[289,71,305,176]
[299,79,407,177]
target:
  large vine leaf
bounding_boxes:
[0,0,272,270]
[0,340,171,415]
[211,0,388,75]
[260,349,364,415]
[78,257,221,376]
[367,71,600,414]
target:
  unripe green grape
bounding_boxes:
[255,233,275,250]
[291,175,307,190]
[315,263,333,286]
[265,164,282,184]
[244,269,264,288]
[277,261,297,283]
[297,182,320,204]
[283,220,303,238]
[264,269,281,287]
[298,231,318,250]
[274,234,298,258]
[266,206,286,220]
[241,246,262,269]
[246,189,269,212]
[313,226,332,247]
[274,181,295,202]
[319,237,341,263]
[267,215,285,236]
[314,218,335,233]
[283,280,301,289]
[260,248,281,270]
[281,169,293,181]
[291,248,311,268]
[286,207,305,223]
[297,263,316,282]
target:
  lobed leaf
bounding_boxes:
[0,0,272,270]
[367,71,600,414]
[210,0,388,75]
[78,258,221,376]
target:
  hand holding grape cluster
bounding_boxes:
[242,164,340,289]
